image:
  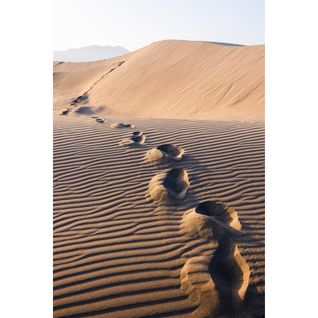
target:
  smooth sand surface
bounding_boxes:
[54,40,264,121]
[54,116,264,317]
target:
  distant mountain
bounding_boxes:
[53,45,129,62]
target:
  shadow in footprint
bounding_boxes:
[180,201,251,317]
[131,131,146,143]
[60,109,70,116]
[111,123,135,129]
[119,131,147,147]
[70,94,88,106]
[145,144,185,166]
[157,144,184,160]
[148,168,190,204]
[241,284,265,318]
[208,235,250,317]
[195,201,242,236]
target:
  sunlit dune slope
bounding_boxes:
[54,40,264,121]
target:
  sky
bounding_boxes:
[54,0,264,51]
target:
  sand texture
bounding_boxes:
[53,116,264,317]
[54,40,264,317]
[54,40,264,121]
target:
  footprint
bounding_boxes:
[180,256,220,318]
[111,123,135,129]
[95,117,105,124]
[180,201,250,317]
[180,201,241,241]
[119,131,146,146]
[180,209,215,241]
[196,201,241,237]
[148,168,189,202]
[181,241,250,317]
[208,236,250,316]
[145,144,185,164]
[74,106,95,115]
[70,94,88,106]
[61,109,70,116]
[131,131,146,144]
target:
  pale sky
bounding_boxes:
[54,0,264,51]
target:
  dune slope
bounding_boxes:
[54,40,264,121]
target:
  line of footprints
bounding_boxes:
[99,118,251,317]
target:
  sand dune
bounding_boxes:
[54,40,264,121]
[53,116,264,317]
[53,38,264,317]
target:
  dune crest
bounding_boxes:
[54,40,264,121]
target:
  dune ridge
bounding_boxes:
[54,40,264,121]
[54,115,264,317]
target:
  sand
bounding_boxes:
[54,40,264,121]
[53,116,264,317]
[54,40,264,317]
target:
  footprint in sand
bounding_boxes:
[181,242,250,317]
[70,94,88,106]
[119,131,146,146]
[180,201,242,241]
[180,256,220,318]
[95,117,105,124]
[208,235,250,316]
[148,168,189,202]
[180,201,250,317]
[61,109,70,115]
[145,144,185,164]
[131,131,146,143]
[111,122,135,129]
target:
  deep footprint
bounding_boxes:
[196,201,241,235]
[95,117,105,124]
[145,144,185,164]
[180,256,220,318]
[181,241,250,317]
[180,201,241,241]
[148,168,189,202]
[208,236,250,317]
[111,123,135,128]
[131,131,146,144]
[119,131,146,146]
[180,201,250,317]
[61,109,70,115]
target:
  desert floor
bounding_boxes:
[53,114,264,317]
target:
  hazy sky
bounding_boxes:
[54,0,264,51]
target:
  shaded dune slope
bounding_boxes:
[53,116,264,317]
[54,40,264,121]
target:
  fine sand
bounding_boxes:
[54,40,264,317]
[53,116,264,317]
[54,40,264,122]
